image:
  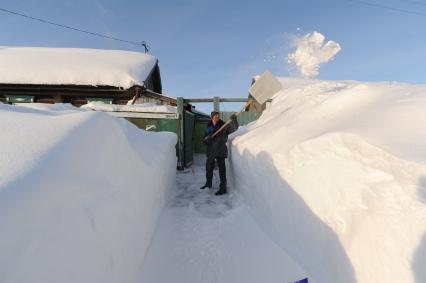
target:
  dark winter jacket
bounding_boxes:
[203,117,239,158]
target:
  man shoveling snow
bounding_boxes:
[199,71,281,195]
[200,111,239,195]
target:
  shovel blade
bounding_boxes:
[248,71,282,105]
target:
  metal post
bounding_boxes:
[176,97,185,170]
[213,96,220,112]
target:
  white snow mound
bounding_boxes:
[229,77,426,283]
[0,46,157,88]
[0,103,177,283]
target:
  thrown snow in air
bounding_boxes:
[287,32,341,78]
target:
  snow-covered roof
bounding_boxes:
[81,102,177,113]
[0,46,158,89]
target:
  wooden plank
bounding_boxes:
[184,98,214,103]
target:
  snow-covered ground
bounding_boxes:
[229,77,426,283]
[0,103,177,283]
[2,75,426,283]
[139,155,313,283]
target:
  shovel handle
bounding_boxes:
[211,99,253,138]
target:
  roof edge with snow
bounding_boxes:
[0,46,159,89]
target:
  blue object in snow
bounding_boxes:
[293,278,308,283]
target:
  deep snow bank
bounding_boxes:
[229,78,426,283]
[0,103,177,283]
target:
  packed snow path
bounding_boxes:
[139,155,312,283]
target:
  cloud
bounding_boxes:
[287,31,341,78]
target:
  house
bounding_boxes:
[0,46,172,106]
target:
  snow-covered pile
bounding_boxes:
[229,77,426,283]
[0,103,177,283]
[0,47,157,88]
[82,102,177,113]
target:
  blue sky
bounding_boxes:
[1,0,425,110]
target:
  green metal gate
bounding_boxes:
[184,111,195,166]
[193,119,209,153]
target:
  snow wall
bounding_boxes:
[0,103,177,283]
[229,78,426,283]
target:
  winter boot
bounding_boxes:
[215,183,227,195]
[200,183,211,190]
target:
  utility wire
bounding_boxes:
[345,0,426,17]
[400,0,426,7]
[0,7,149,52]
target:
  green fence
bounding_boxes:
[126,117,179,133]
[184,112,195,166]
[220,111,261,126]
[193,119,209,153]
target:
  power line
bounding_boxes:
[400,0,426,7]
[345,0,426,17]
[0,7,149,52]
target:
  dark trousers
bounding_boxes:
[205,157,226,188]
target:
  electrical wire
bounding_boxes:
[0,7,149,52]
[400,0,426,7]
[345,0,426,17]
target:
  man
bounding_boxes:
[200,111,239,195]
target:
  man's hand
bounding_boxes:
[203,135,213,145]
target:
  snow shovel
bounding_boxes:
[210,70,281,139]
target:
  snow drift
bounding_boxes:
[229,77,426,283]
[0,103,177,283]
